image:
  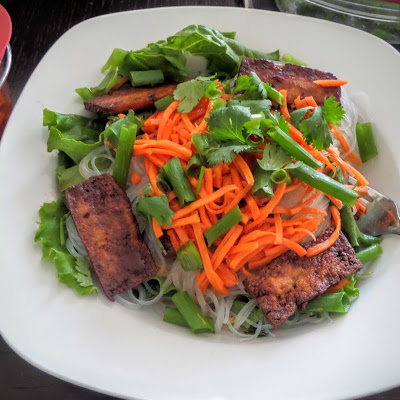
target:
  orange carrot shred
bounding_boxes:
[314,80,348,87]
[325,278,350,294]
[131,171,142,186]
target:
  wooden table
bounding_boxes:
[1,1,399,399]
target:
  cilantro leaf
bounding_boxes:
[257,143,293,171]
[289,106,313,129]
[299,106,333,151]
[136,194,175,226]
[321,96,345,125]
[234,72,267,100]
[174,77,214,113]
[206,143,254,166]
[207,104,251,143]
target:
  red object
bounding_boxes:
[0,4,12,62]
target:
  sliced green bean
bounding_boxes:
[262,122,322,169]
[204,206,242,247]
[112,124,137,189]
[171,291,215,334]
[177,240,203,271]
[356,122,378,163]
[356,244,383,264]
[290,163,358,206]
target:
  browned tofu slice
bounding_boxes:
[65,174,158,300]
[84,83,177,115]
[238,58,341,106]
[243,227,363,328]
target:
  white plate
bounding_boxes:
[1,7,400,400]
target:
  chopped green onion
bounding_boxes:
[163,307,190,327]
[290,163,358,207]
[161,157,195,206]
[356,244,383,264]
[112,124,137,189]
[356,122,378,163]
[186,154,204,177]
[204,205,242,247]
[252,166,274,198]
[154,95,175,111]
[130,69,164,87]
[266,84,284,105]
[271,169,292,185]
[177,240,203,271]
[196,166,206,198]
[171,291,215,334]
[156,170,172,193]
[103,109,143,147]
[263,122,322,169]
[191,133,213,158]
[332,167,381,247]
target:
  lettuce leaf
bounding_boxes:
[34,197,97,295]
[304,275,359,314]
[102,25,280,85]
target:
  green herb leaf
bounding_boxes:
[136,194,175,226]
[299,106,333,150]
[208,104,252,143]
[174,77,214,113]
[207,143,254,166]
[321,96,345,125]
[257,143,294,171]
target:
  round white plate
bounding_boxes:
[1,7,400,400]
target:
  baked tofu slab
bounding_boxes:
[66,174,157,300]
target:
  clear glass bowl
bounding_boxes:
[0,45,12,136]
[275,0,400,44]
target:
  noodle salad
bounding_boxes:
[35,25,382,339]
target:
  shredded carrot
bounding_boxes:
[331,154,369,186]
[304,96,318,107]
[233,155,254,186]
[325,194,343,209]
[279,89,291,121]
[167,229,180,251]
[355,199,367,214]
[144,156,163,196]
[131,171,142,186]
[152,218,163,238]
[162,213,201,229]
[314,79,348,87]
[307,206,341,257]
[274,214,283,244]
[158,100,180,139]
[193,224,228,295]
[329,124,361,165]
[112,76,129,90]
[325,278,350,294]
[229,242,259,255]
[174,227,190,245]
[172,185,238,220]
[213,164,223,189]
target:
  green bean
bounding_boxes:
[112,124,137,189]
[356,122,378,163]
[161,157,195,206]
[204,206,242,247]
[171,292,215,334]
[177,240,203,271]
[290,163,358,206]
[130,69,164,87]
[356,244,383,264]
[154,95,175,111]
[263,123,322,169]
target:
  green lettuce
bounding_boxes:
[304,275,359,314]
[34,197,97,295]
[101,25,280,85]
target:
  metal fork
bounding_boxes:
[352,178,400,236]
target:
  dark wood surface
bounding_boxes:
[1,0,399,399]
